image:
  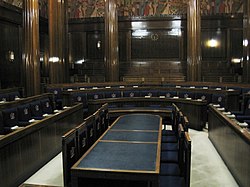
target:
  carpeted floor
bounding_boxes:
[22,128,239,187]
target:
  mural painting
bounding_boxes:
[68,0,188,18]
[2,0,23,8]
[68,0,105,18]
[200,0,243,15]
[2,0,48,18]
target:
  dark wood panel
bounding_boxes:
[0,2,22,25]
[0,22,22,88]
[0,103,84,187]
[208,105,250,187]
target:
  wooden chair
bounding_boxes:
[93,109,101,140]
[160,131,191,187]
[161,123,184,164]
[99,103,109,133]
[75,122,88,158]
[84,115,95,148]
[62,128,78,187]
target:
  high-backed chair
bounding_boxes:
[2,107,18,132]
[93,109,101,140]
[158,91,177,98]
[161,123,185,164]
[76,122,88,158]
[162,103,179,136]
[62,128,78,187]
[72,92,88,113]
[140,90,158,97]
[47,88,63,109]
[0,114,4,134]
[84,115,95,148]
[30,101,43,120]
[99,103,109,133]
[0,93,8,102]
[235,98,250,122]
[41,98,53,114]
[104,91,121,108]
[212,94,225,107]
[123,90,140,98]
[195,92,212,103]
[160,131,191,187]
[17,104,31,126]
[8,91,21,101]
[87,92,103,100]
[178,91,195,99]
[104,91,122,98]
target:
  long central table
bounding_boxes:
[71,114,162,187]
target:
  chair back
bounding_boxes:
[8,91,21,101]
[183,132,191,187]
[84,115,95,148]
[41,98,53,114]
[17,104,31,125]
[212,94,225,107]
[62,128,78,187]
[0,93,8,102]
[99,103,109,132]
[244,98,250,115]
[30,101,43,119]
[76,122,88,158]
[2,107,18,128]
[93,109,101,140]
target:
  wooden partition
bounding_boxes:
[0,103,84,187]
[208,105,250,187]
[88,97,206,131]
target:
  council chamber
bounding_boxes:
[0,0,249,187]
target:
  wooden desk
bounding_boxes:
[208,105,250,187]
[88,97,207,130]
[71,114,162,187]
[0,103,84,187]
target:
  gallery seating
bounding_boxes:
[84,114,95,148]
[0,87,23,102]
[0,93,55,135]
[76,122,88,158]
[1,107,18,132]
[17,104,31,126]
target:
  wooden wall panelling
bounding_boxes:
[0,21,22,88]
[201,14,243,83]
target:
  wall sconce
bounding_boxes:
[206,39,219,48]
[243,39,248,47]
[97,41,101,49]
[49,56,59,63]
[7,51,15,62]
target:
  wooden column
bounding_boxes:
[243,0,250,83]
[104,0,119,82]
[187,0,201,81]
[23,0,40,96]
[48,0,68,84]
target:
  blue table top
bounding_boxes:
[101,130,159,142]
[75,141,158,172]
[110,114,161,131]
[73,114,162,174]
